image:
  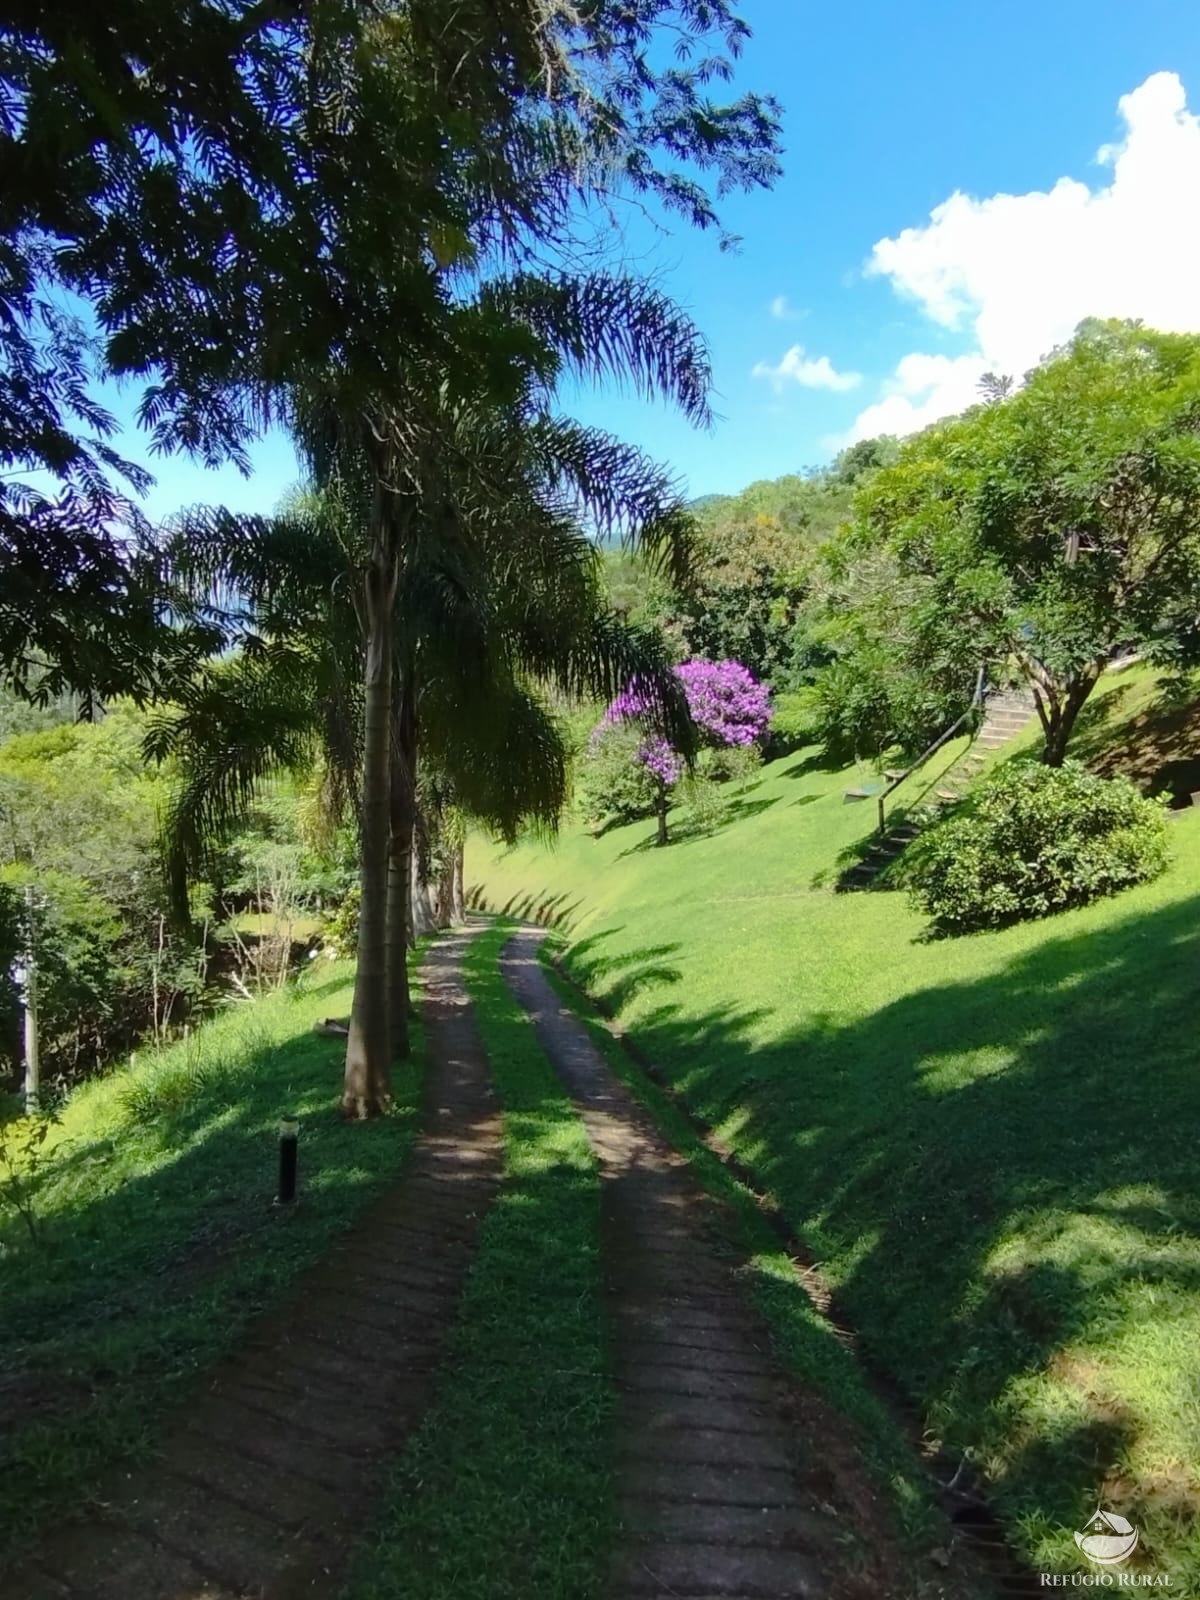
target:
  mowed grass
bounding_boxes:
[471,673,1200,1590]
[0,959,422,1565]
[345,921,610,1600]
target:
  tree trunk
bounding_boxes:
[411,815,437,937]
[1038,668,1100,767]
[451,843,465,923]
[404,857,416,949]
[435,856,455,927]
[342,544,397,1119]
[655,787,668,847]
[386,672,417,1062]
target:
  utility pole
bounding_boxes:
[21,883,39,1115]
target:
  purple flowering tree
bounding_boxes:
[592,658,771,845]
[677,658,772,748]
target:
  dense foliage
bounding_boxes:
[822,321,1200,765]
[0,696,354,1089]
[603,442,898,688]
[906,762,1170,934]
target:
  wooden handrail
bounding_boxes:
[876,668,986,836]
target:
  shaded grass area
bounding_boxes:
[0,959,422,1566]
[471,689,1200,1590]
[345,921,610,1600]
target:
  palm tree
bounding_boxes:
[283,270,708,1115]
[155,326,698,1109]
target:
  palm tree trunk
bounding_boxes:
[451,842,465,922]
[387,671,417,1061]
[411,856,436,936]
[411,810,436,936]
[342,544,397,1118]
[434,856,453,926]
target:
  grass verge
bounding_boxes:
[344,921,610,1600]
[0,958,422,1566]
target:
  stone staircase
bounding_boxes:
[976,685,1039,753]
[839,685,1038,891]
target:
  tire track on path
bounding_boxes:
[500,923,968,1600]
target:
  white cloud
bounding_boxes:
[769,294,799,320]
[846,71,1200,443]
[752,343,861,393]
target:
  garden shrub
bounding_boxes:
[324,883,360,958]
[578,721,659,830]
[907,761,1170,934]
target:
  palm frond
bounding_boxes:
[482,271,714,427]
[147,650,323,919]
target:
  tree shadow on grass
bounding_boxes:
[780,747,846,780]
[575,891,1200,1578]
[468,886,584,934]
[1072,680,1200,803]
[567,926,684,1012]
[615,795,781,857]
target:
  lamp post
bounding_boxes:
[276,1116,299,1204]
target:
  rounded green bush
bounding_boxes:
[577,720,659,830]
[906,761,1171,934]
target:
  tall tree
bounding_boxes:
[0,1,781,700]
[158,293,698,1110]
[6,0,780,1113]
[827,321,1200,764]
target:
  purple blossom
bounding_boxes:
[595,659,771,781]
[603,681,655,723]
[637,737,684,786]
[677,659,772,747]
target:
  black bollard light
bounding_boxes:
[276,1115,299,1205]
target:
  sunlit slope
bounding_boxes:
[470,700,1200,1586]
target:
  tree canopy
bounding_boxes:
[822,321,1200,763]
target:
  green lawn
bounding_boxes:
[230,909,327,943]
[0,959,421,1565]
[347,922,611,1600]
[471,672,1200,1590]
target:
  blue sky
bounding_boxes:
[118,0,1200,519]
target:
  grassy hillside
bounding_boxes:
[471,668,1200,1589]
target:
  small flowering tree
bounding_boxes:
[638,736,685,846]
[584,658,771,844]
